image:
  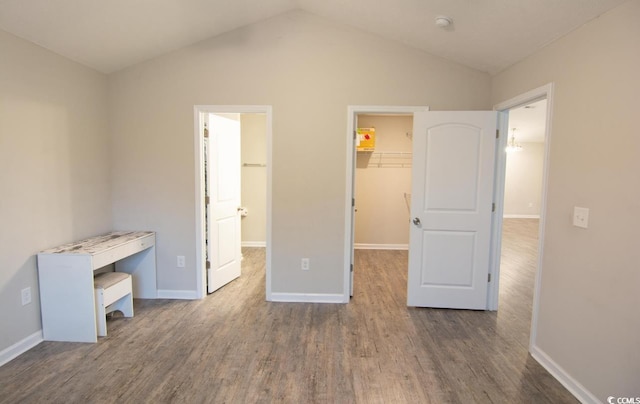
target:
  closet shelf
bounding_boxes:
[360,151,412,168]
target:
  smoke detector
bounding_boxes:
[435,16,453,28]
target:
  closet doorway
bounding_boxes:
[345,106,428,297]
[354,114,413,251]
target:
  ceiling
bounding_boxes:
[508,99,547,143]
[0,0,627,75]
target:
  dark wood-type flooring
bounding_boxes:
[0,219,577,403]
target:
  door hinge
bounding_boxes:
[206,260,211,269]
[492,202,495,212]
[204,123,209,138]
[488,273,491,282]
[205,196,210,205]
[496,129,499,139]
[352,198,355,207]
[350,264,354,273]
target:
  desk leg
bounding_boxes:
[37,255,98,343]
[115,245,157,299]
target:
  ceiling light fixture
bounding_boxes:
[435,16,453,28]
[505,128,523,153]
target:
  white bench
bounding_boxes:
[94,272,134,337]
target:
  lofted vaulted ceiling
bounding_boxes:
[0,0,628,74]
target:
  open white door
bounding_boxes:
[407,111,497,309]
[207,113,242,293]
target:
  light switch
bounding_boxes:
[573,207,589,229]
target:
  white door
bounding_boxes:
[407,111,497,309]
[207,113,242,293]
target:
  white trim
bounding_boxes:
[241,241,266,248]
[503,214,540,219]
[269,293,347,304]
[0,330,43,367]
[194,105,273,301]
[345,106,429,302]
[487,110,509,310]
[157,289,199,299]
[493,84,552,111]
[530,345,600,404]
[194,108,205,299]
[354,243,408,250]
[491,83,554,353]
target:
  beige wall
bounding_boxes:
[240,114,267,244]
[109,10,491,295]
[503,142,544,217]
[492,0,640,400]
[0,31,110,352]
[355,115,412,246]
[2,3,636,398]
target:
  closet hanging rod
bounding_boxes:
[404,193,412,214]
[368,151,412,157]
[364,151,412,168]
[242,163,267,167]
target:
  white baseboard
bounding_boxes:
[530,344,600,404]
[156,289,199,300]
[354,243,408,250]
[0,330,43,367]
[269,293,347,303]
[241,241,266,247]
[503,214,540,219]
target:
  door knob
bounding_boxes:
[413,217,421,226]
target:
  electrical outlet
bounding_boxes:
[21,287,32,306]
[177,255,186,268]
[301,258,310,270]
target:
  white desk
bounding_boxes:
[37,231,156,343]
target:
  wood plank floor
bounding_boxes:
[0,219,577,403]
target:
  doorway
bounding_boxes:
[353,114,413,251]
[346,86,553,317]
[496,99,547,347]
[344,106,429,299]
[491,84,554,351]
[194,105,273,300]
[351,113,413,300]
[347,107,497,308]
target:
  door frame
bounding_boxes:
[489,83,554,349]
[344,105,430,302]
[194,105,273,300]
